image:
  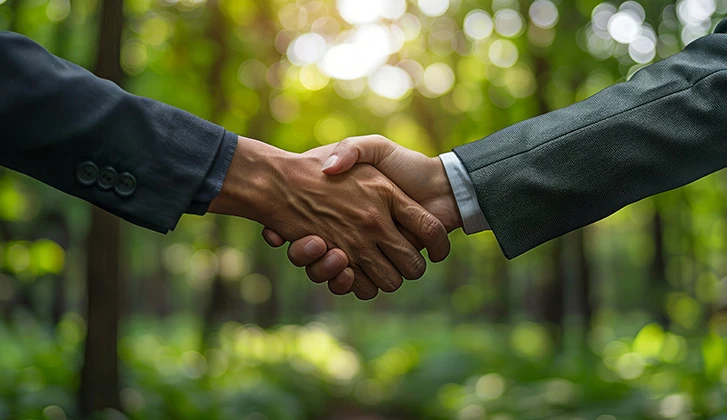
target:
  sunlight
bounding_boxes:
[529,0,559,29]
[489,39,519,68]
[287,32,327,66]
[368,65,413,99]
[607,11,642,43]
[418,0,450,17]
[337,0,407,24]
[463,10,494,40]
[318,24,394,80]
[494,9,525,37]
[421,62,455,97]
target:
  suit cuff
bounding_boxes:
[439,152,490,234]
[186,130,238,215]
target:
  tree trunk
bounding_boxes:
[79,0,124,415]
[649,207,670,326]
[47,212,71,326]
[571,230,593,326]
[201,0,239,341]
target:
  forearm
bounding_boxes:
[455,31,727,258]
[0,31,232,232]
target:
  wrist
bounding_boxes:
[209,136,288,222]
[428,156,463,232]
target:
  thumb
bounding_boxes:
[261,228,286,247]
[321,135,397,175]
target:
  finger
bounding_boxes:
[262,228,286,247]
[393,195,451,263]
[350,268,379,300]
[377,220,426,280]
[328,268,355,295]
[360,250,404,293]
[321,135,397,175]
[305,249,349,283]
[398,225,424,251]
[287,236,328,267]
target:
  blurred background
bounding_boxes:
[1,0,727,418]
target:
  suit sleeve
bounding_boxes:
[0,31,239,233]
[453,22,727,259]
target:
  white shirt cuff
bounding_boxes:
[439,152,489,234]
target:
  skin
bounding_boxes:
[209,136,451,300]
[263,135,464,294]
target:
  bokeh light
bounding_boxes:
[418,0,450,17]
[240,273,272,304]
[608,12,642,43]
[529,0,559,29]
[420,62,455,97]
[494,9,525,37]
[299,63,330,90]
[287,33,327,66]
[337,0,407,24]
[368,65,413,100]
[489,39,519,68]
[463,10,494,40]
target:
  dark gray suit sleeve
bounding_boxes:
[454,20,727,259]
[0,31,238,233]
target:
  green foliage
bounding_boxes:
[1,315,727,419]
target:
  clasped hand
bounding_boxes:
[209,136,453,300]
[259,135,464,299]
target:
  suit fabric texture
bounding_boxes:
[454,18,727,259]
[0,31,238,233]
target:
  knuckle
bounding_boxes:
[370,134,387,143]
[420,213,445,242]
[370,134,391,145]
[403,255,426,280]
[382,276,403,293]
[376,272,401,293]
[364,211,386,230]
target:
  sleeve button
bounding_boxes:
[77,161,99,186]
[115,172,137,198]
[97,166,118,190]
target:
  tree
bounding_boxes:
[78,0,124,415]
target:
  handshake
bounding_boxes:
[208,134,464,300]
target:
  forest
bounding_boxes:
[1,0,727,418]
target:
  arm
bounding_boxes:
[0,31,237,232]
[454,22,727,258]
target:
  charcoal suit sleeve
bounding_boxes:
[453,19,727,258]
[0,31,238,232]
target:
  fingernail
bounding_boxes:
[304,240,324,257]
[321,155,338,171]
[325,252,344,269]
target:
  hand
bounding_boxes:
[209,136,450,300]
[263,135,462,288]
